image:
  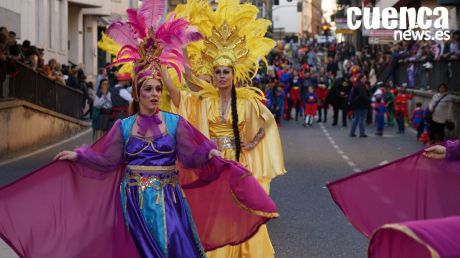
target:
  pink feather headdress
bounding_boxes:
[105,0,202,101]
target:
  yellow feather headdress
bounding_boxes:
[174,0,275,84]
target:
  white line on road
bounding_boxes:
[319,123,361,173]
[0,128,92,167]
[347,161,356,167]
[378,160,389,166]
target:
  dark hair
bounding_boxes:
[438,83,448,92]
[416,102,422,107]
[376,97,382,103]
[128,79,162,115]
[22,40,30,48]
[231,84,241,161]
[9,44,21,56]
[9,31,16,37]
[96,79,109,97]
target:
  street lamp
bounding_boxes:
[322,23,330,44]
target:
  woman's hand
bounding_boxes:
[208,149,222,159]
[54,151,78,161]
[423,145,446,159]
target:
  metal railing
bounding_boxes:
[1,60,84,119]
[377,60,460,92]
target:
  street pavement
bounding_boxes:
[0,112,425,258]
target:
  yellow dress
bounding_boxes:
[171,80,286,258]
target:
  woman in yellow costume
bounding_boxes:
[163,0,286,257]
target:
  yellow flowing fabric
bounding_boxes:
[171,79,286,258]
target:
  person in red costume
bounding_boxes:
[315,83,329,123]
[289,71,302,121]
[394,86,413,133]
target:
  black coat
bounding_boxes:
[350,82,371,110]
[328,78,351,109]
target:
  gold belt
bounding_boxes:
[126,172,179,191]
[124,171,181,208]
[211,136,235,150]
[127,165,176,172]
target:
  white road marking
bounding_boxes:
[319,124,361,173]
[378,160,389,166]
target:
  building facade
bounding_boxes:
[272,0,301,34]
[301,0,323,38]
[0,0,135,80]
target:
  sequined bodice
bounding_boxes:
[124,134,176,166]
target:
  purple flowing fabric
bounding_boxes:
[369,216,460,258]
[175,116,279,251]
[0,120,139,258]
[327,140,460,238]
[0,115,278,257]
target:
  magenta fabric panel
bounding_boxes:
[407,217,460,258]
[0,161,140,258]
[182,157,278,251]
[174,116,278,251]
[368,226,432,258]
[446,140,460,161]
[369,217,460,258]
[327,147,460,237]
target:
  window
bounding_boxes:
[50,0,56,49]
[36,0,44,45]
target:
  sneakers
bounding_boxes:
[360,134,368,138]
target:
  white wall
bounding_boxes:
[1,0,68,64]
[83,16,98,78]
[1,0,36,43]
[272,0,301,33]
[68,6,84,65]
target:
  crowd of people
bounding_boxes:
[0,26,97,119]
[255,38,455,144]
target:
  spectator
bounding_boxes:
[66,64,79,89]
[92,79,113,141]
[428,83,453,143]
[349,75,371,138]
[83,82,95,120]
[43,59,58,80]
[53,62,66,85]
[95,68,108,94]
[329,77,351,127]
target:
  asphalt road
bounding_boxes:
[0,112,425,258]
[269,114,423,258]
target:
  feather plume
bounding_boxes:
[117,45,140,60]
[140,0,166,31]
[127,8,147,38]
[106,21,138,47]
[97,32,121,56]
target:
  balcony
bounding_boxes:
[68,0,104,8]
